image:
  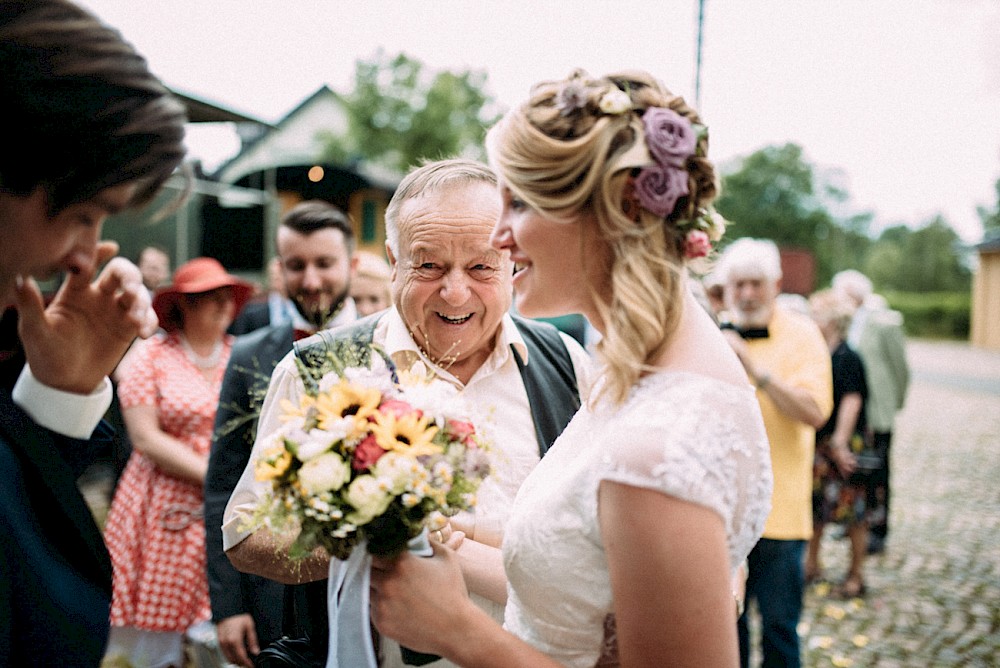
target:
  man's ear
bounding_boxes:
[385,243,397,280]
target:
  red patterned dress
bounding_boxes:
[105,332,232,633]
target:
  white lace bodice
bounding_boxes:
[502,371,772,668]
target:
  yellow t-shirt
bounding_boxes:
[746,307,833,540]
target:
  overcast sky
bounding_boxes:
[78,0,1000,243]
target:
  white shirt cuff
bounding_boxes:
[12,365,113,439]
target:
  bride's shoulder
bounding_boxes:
[598,372,766,461]
[624,371,755,417]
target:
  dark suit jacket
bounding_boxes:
[205,322,294,648]
[0,391,113,667]
[229,300,272,337]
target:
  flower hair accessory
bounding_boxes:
[633,107,697,218]
[556,81,588,117]
[598,88,632,115]
[682,207,727,259]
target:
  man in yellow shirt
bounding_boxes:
[718,238,833,668]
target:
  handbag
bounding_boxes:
[848,431,882,484]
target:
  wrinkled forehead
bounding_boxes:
[397,181,502,254]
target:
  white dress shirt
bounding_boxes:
[12,365,112,439]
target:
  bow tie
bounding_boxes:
[720,322,770,339]
[293,328,315,341]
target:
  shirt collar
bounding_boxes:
[380,308,527,387]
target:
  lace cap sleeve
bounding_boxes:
[597,373,772,568]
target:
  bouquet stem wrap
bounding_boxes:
[325,530,434,668]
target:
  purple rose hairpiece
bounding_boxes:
[633,107,697,219]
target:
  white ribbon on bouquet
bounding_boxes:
[325,530,434,668]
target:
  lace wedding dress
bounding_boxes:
[502,371,773,667]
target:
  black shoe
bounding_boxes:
[867,535,885,555]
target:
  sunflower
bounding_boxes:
[370,410,442,457]
[279,396,316,421]
[255,444,293,481]
[314,378,381,434]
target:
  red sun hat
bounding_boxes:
[152,257,255,332]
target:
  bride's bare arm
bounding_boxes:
[454,539,507,604]
[370,545,563,668]
[599,480,738,667]
[447,511,508,604]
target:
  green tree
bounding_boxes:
[867,217,971,292]
[976,176,1000,235]
[715,143,859,286]
[321,50,499,174]
[715,142,972,294]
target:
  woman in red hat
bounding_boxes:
[103,257,253,668]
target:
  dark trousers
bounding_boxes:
[868,431,892,539]
[738,538,806,668]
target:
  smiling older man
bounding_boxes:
[222,158,592,667]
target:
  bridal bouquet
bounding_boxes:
[251,347,491,561]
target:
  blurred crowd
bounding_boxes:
[3,2,913,667]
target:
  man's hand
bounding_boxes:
[15,241,158,393]
[216,614,260,668]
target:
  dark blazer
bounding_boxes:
[228,299,272,337]
[0,391,113,667]
[205,321,295,648]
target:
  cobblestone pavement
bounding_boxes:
[81,340,1000,666]
[770,340,1000,667]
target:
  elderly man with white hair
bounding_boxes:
[831,269,910,554]
[717,238,833,668]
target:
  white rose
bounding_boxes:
[342,363,395,395]
[296,420,352,461]
[297,452,351,497]
[598,89,632,115]
[345,475,393,525]
[403,379,461,427]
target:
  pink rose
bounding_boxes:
[446,419,476,445]
[635,164,689,218]
[684,229,712,258]
[352,434,387,471]
[642,107,696,168]
[378,398,418,419]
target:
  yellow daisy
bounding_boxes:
[315,379,381,433]
[370,410,442,457]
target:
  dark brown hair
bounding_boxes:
[0,0,187,214]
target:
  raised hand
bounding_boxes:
[15,240,158,394]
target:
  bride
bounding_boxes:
[370,69,773,667]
